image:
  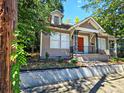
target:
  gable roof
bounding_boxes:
[68,17,106,32]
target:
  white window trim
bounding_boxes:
[51,15,61,25]
[50,32,60,48]
[61,33,70,49]
[50,32,70,49]
[98,38,106,50]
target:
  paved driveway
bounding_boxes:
[97,73,124,93]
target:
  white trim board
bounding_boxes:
[76,27,99,33]
[40,32,43,56]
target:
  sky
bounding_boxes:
[62,0,93,24]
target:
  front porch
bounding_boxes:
[72,31,99,54]
[69,17,117,57]
[70,31,106,54]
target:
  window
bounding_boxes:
[50,33,60,48]
[61,33,69,49]
[50,32,70,49]
[54,16,59,25]
[98,38,106,50]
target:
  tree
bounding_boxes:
[75,16,80,24]
[82,0,124,38]
[17,0,65,53]
[11,0,65,93]
[64,18,71,24]
[0,0,17,93]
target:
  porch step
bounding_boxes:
[73,54,109,62]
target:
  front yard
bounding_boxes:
[21,61,77,70]
[21,53,124,70]
[21,59,124,71]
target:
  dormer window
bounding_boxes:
[54,16,59,25]
[50,10,63,25]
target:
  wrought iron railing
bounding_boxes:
[70,46,97,54]
[71,45,119,56]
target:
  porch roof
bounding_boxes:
[69,17,106,32]
[76,27,99,33]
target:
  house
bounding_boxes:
[40,10,117,61]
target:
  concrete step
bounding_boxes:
[73,54,109,62]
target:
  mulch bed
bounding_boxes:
[21,59,124,71]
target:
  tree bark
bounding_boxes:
[0,0,17,93]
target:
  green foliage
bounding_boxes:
[75,16,80,24]
[71,58,78,63]
[11,41,27,93]
[21,61,77,70]
[64,18,71,24]
[117,39,124,57]
[45,52,49,61]
[110,57,124,63]
[11,0,65,93]
[119,58,124,62]
[18,0,65,52]
[58,56,64,62]
[82,0,124,38]
[110,57,119,63]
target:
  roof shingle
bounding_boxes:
[50,24,72,29]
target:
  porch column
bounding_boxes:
[95,33,99,53]
[107,37,109,50]
[74,30,79,53]
[70,34,73,57]
[107,37,110,56]
[114,39,117,57]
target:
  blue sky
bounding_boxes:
[62,0,93,24]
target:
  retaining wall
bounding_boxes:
[20,64,124,90]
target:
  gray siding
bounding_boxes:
[41,32,70,58]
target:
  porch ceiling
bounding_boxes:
[76,27,99,33]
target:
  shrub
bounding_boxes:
[119,58,124,62]
[71,58,78,64]
[45,52,49,61]
[110,57,119,63]
[58,56,64,62]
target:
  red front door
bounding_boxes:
[78,37,84,52]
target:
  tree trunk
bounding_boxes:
[0,0,17,93]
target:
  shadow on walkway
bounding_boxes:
[89,75,107,93]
